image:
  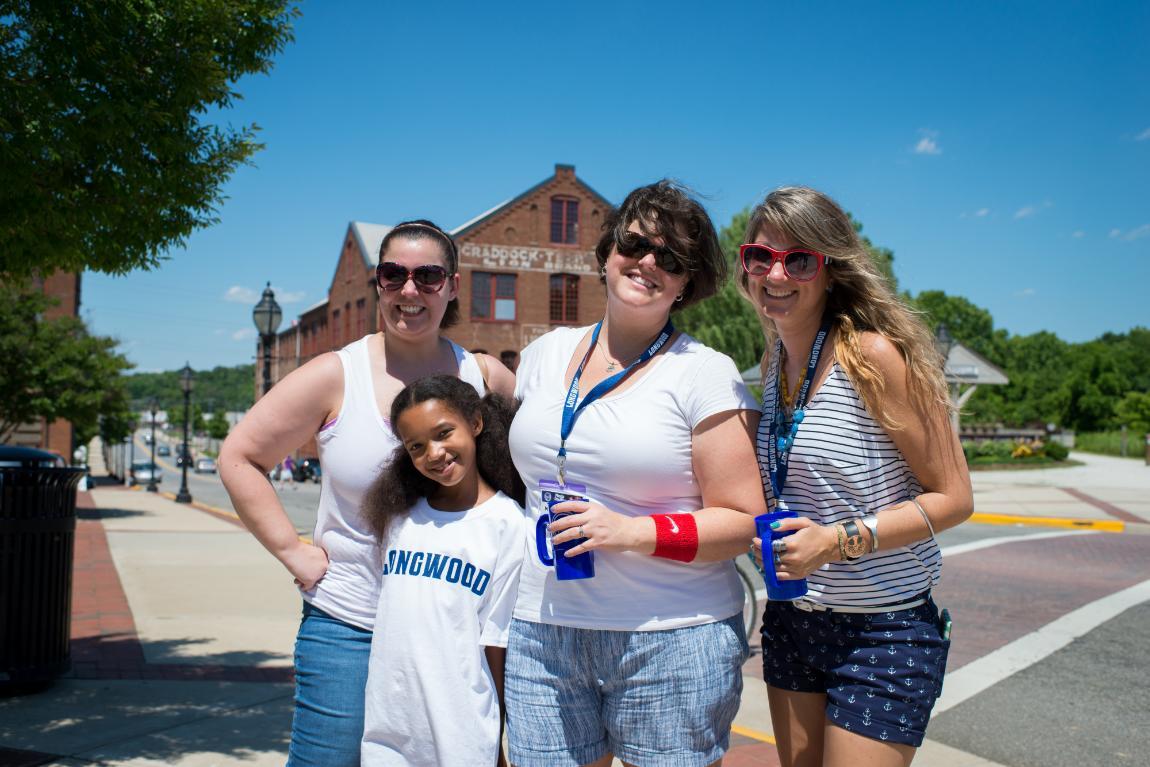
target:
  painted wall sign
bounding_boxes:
[461,243,596,274]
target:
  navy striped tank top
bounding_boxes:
[755,349,942,607]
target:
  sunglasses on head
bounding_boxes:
[615,231,686,275]
[739,244,830,282]
[375,262,449,293]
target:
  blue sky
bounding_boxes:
[83,0,1150,373]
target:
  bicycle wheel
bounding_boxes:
[738,561,760,638]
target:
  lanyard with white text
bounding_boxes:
[766,316,832,499]
[557,319,675,485]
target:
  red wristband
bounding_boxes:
[651,513,699,563]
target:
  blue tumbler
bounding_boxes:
[755,510,808,600]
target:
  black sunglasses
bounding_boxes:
[375,262,449,293]
[615,232,686,275]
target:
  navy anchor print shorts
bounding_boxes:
[761,596,951,747]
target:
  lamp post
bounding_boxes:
[252,283,283,397]
[175,364,194,504]
[147,399,159,492]
[935,323,959,434]
[124,416,137,487]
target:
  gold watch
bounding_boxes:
[841,520,867,560]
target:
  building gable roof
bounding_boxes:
[945,343,1010,385]
[451,164,614,240]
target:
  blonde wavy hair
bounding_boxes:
[737,186,952,431]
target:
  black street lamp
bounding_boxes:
[175,364,194,504]
[934,323,955,370]
[147,398,159,492]
[935,324,960,434]
[252,283,283,397]
[125,416,137,487]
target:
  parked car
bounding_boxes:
[194,457,217,474]
[130,461,162,485]
[176,451,193,468]
[156,444,171,456]
[293,457,322,483]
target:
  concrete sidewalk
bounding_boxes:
[1,451,1145,766]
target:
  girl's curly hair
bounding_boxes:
[362,375,525,544]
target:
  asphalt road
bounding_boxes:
[122,436,1150,766]
[128,435,321,534]
[929,600,1150,767]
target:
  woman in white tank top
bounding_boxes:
[741,188,973,766]
[219,220,514,767]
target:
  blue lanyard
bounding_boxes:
[766,317,832,499]
[557,319,675,485]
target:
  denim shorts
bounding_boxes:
[287,602,373,767]
[761,596,950,747]
[505,615,749,767]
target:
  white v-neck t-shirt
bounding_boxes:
[361,492,527,766]
[508,325,757,631]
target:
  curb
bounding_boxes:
[970,512,1124,533]
[731,724,776,744]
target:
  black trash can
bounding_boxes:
[0,445,86,693]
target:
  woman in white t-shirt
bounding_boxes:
[219,220,514,766]
[505,181,768,767]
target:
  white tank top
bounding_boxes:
[306,335,487,630]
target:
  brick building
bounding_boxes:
[6,271,81,457]
[265,164,611,389]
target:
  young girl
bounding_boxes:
[360,375,526,767]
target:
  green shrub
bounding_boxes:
[1044,441,1069,461]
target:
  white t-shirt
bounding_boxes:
[308,336,486,630]
[361,492,526,767]
[508,325,758,631]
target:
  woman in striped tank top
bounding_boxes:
[743,187,973,766]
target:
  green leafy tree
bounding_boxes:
[911,290,1008,362]
[124,364,254,412]
[0,1,299,276]
[676,208,764,372]
[0,282,133,441]
[851,215,898,291]
[1114,391,1150,436]
[206,409,230,441]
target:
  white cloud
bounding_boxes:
[276,290,307,304]
[224,286,259,303]
[1072,230,1085,239]
[1014,201,1052,220]
[913,130,942,155]
[974,208,989,218]
[1110,228,1123,239]
[1121,224,1150,241]
[1014,287,1036,298]
[232,328,256,341]
[1136,127,1150,141]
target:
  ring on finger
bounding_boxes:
[578,525,585,538]
[772,550,782,566]
[771,539,787,554]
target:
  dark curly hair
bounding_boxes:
[593,180,726,311]
[378,219,461,329]
[362,375,524,544]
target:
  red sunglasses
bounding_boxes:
[375,262,449,293]
[739,244,830,282]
